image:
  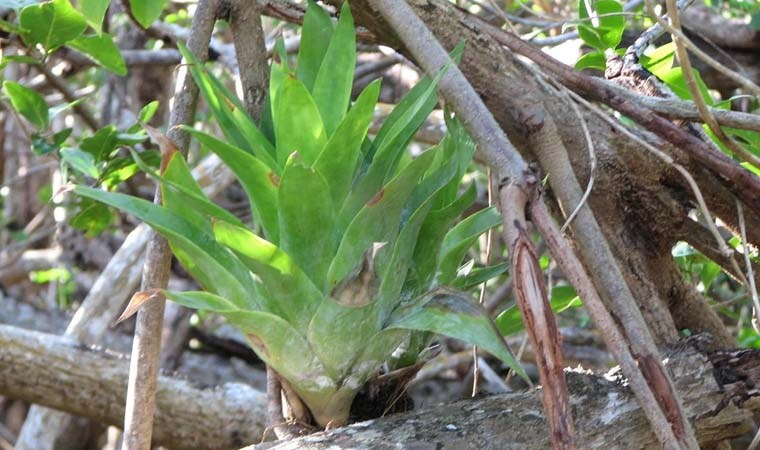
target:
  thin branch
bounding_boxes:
[477,19,760,214]
[121,0,220,448]
[654,3,760,99]
[737,200,760,333]
[37,62,99,131]
[360,0,576,448]
[542,81,596,235]
[650,0,760,168]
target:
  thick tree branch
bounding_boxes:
[3,322,756,450]
[244,342,754,450]
[0,324,267,450]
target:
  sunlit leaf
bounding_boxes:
[3,81,49,129]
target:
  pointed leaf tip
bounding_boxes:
[115,289,163,324]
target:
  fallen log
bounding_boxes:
[0,324,267,450]
[245,342,756,450]
[1,322,757,450]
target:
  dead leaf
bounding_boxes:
[144,125,179,173]
[115,289,163,324]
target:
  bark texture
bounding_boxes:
[247,345,753,450]
[4,322,760,450]
[0,324,267,450]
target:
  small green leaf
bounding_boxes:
[452,262,509,290]
[129,0,168,28]
[577,0,624,51]
[80,125,117,161]
[32,128,72,155]
[296,0,334,91]
[19,0,87,51]
[660,67,714,105]
[77,0,109,33]
[70,198,112,236]
[68,33,126,75]
[437,207,502,285]
[138,100,159,123]
[60,147,99,178]
[274,76,327,165]
[312,1,356,135]
[495,285,581,336]
[640,42,675,78]
[389,288,526,380]
[3,81,49,129]
[574,50,606,71]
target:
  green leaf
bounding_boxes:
[61,147,99,178]
[408,184,476,293]
[182,126,280,243]
[495,285,581,336]
[19,0,87,51]
[296,0,334,91]
[389,288,526,380]
[577,0,624,51]
[340,71,443,224]
[278,155,336,286]
[312,1,356,135]
[138,100,159,123]
[660,67,713,105]
[68,33,126,75]
[164,290,239,312]
[452,262,509,290]
[160,152,244,233]
[213,221,324,331]
[77,0,109,33]
[328,147,438,289]
[640,42,675,78]
[179,43,278,171]
[307,299,380,382]
[437,207,502,285]
[129,0,167,28]
[101,153,154,189]
[274,76,327,165]
[32,128,72,155]
[80,125,117,161]
[221,309,339,399]
[70,198,112,236]
[3,81,49,129]
[73,186,258,309]
[574,50,606,71]
[314,79,380,204]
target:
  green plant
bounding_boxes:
[74,1,523,427]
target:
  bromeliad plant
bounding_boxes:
[74,1,523,427]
